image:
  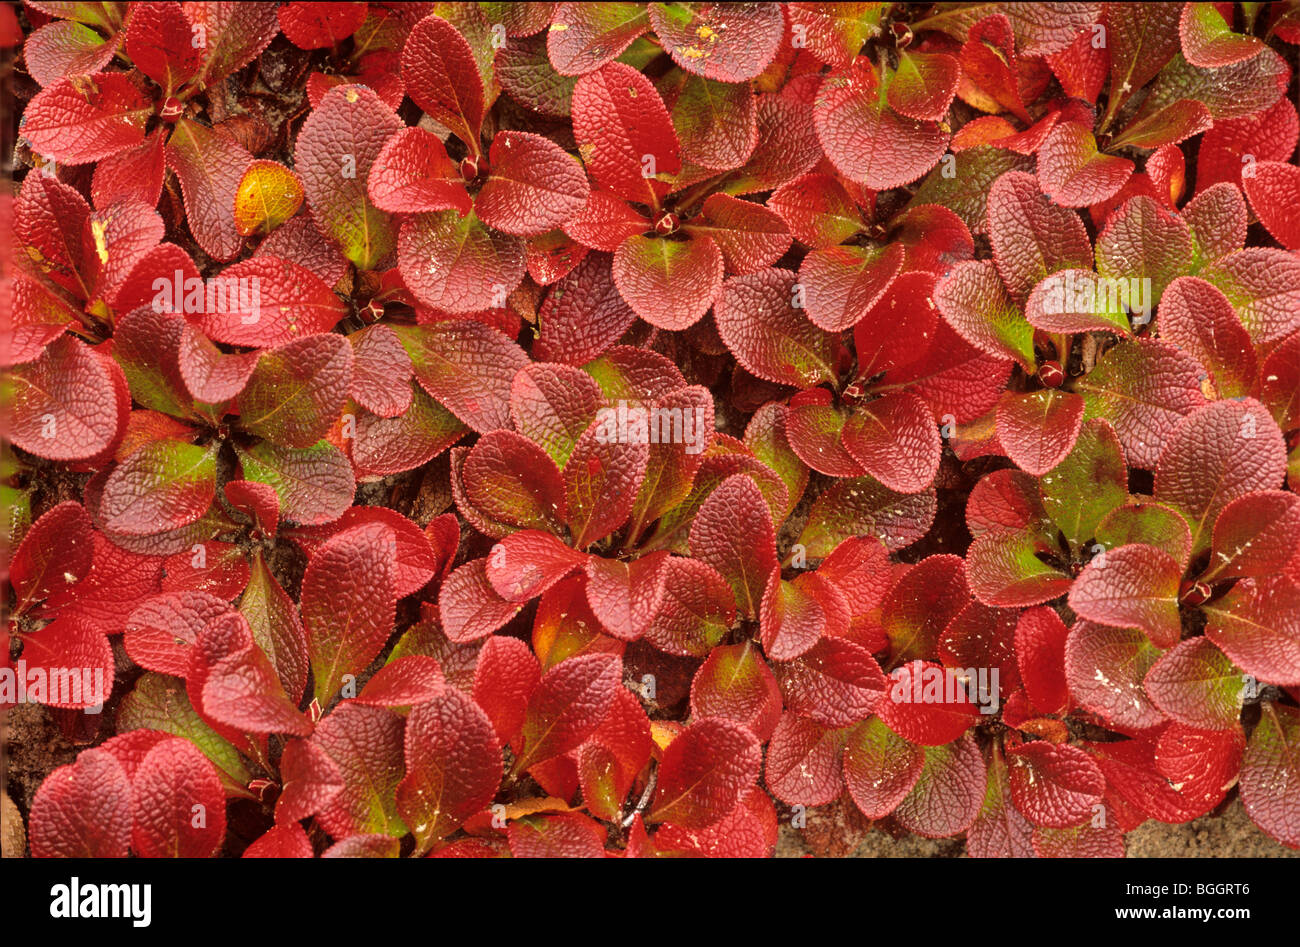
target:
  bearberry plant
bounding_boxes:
[3,1,1299,859]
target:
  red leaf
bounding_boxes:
[496,32,577,117]
[398,210,526,313]
[1064,621,1165,731]
[484,530,586,602]
[876,659,983,746]
[197,255,347,347]
[254,214,350,288]
[967,742,1035,857]
[1243,161,1300,251]
[322,835,400,858]
[933,260,1034,370]
[1038,122,1133,208]
[995,388,1085,477]
[1196,97,1298,194]
[514,653,622,772]
[648,717,760,829]
[439,558,521,644]
[244,823,313,858]
[161,540,250,601]
[312,702,406,839]
[775,635,886,727]
[1145,637,1243,730]
[25,19,121,88]
[533,252,638,365]
[578,684,652,820]
[1179,2,1264,67]
[814,58,948,190]
[301,522,397,703]
[649,1,783,82]
[1074,337,1207,469]
[563,191,647,252]
[353,655,445,708]
[1007,741,1104,829]
[683,193,790,274]
[398,687,501,854]
[888,50,960,122]
[1085,736,1210,825]
[582,554,666,642]
[959,13,1031,123]
[690,641,782,742]
[4,335,122,460]
[98,439,216,536]
[8,500,93,615]
[126,1,202,92]
[164,118,253,262]
[1201,248,1300,347]
[22,74,151,164]
[92,129,166,210]
[690,473,777,620]
[367,126,471,215]
[278,1,367,49]
[1204,491,1300,583]
[1156,723,1243,814]
[1203,576,1300,686]
[572,61,680,207]
[1015,606,1070,715]
[1154,399,1287,553]
[348,324,413,418]
[510,361,603,467]
[239,334,351,448]
[476,131,590,237]
[15,172,91,297]
[892,733,986,838]
[184,3,279,88]
[394,321,527,433]
[714,267,837,388]
[768,172,865,249]
[18,616,115,710]
[668,71,757,171]
[297,84,403,270]
[1069,543,1183,648]
[800,242,904,333]
[464,432,568,535]
[276,737,343,824]
[473,635,541,746]
[236,440,355,528]
[240,552,306,700]
[842,391,942,493]
[131,736,227,857]
[547,1,649,76]
[881,554,969,663]
[798,476,937,558]
[842,715,925,819]
[642,555,736,657]
[763,713,843,806]
[401,14,485,145]
[612,234,723,331]
[6,276,75,366]
[564,417,649,549]
[1158,276,1256,399]
[29,748,132,857]
[965,529,1072,608]
[507,812,606,858]
[1240,704,1300,848]
[988,170,1093,300]
[1260,332,1300,432]
[1045,19,1109,102]
[201,642,313,737]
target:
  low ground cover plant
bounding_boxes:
[3,1,1299,858]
